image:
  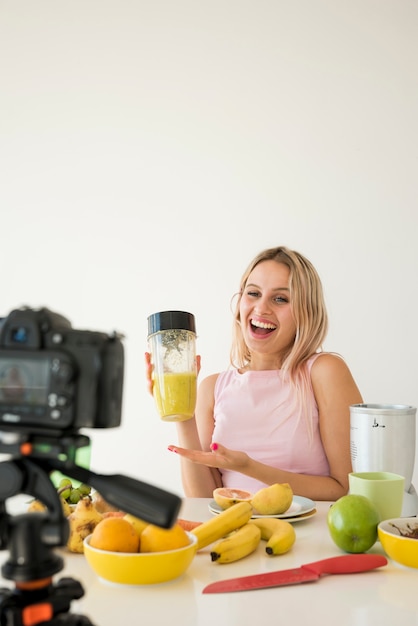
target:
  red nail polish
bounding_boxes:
[211,443,218,451]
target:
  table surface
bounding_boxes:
[1,496,416,626]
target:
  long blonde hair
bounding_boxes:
[230,246,329,432]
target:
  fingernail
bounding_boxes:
[211,443,218,451]
[167,446,177,453]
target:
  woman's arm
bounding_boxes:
[309,353,363,497]
[171,374,223,497]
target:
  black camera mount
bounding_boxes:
[0,431,182,625]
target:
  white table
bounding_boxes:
[1,497,416,625]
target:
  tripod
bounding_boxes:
[0,432,181,625]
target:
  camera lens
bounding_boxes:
[11,326,28,343]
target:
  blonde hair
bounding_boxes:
[230,246,329,434]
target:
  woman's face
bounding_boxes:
[239,260,297,360]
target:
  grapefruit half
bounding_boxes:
[213,487,253,510]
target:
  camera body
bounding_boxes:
[0,307,124,435]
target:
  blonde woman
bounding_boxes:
[146,246,362,501]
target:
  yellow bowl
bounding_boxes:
[378,517,418,569]
[83,532,198,585]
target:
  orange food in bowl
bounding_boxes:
[89,517,140,553]
[83,532,198,585]
[140,522,190,553]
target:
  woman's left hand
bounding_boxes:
[167,441,249,472]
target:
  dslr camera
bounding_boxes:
[0,306,124,435]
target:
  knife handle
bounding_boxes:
[302,554,387,576]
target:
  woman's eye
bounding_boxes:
[246,290,260,298]
[274,296,288,304]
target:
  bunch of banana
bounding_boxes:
[249,517,296,555]
[210,523,261,563]
[191,501,253,550]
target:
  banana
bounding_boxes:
[210,523,261,563]
[27,499,47,513]
[61,498,72,518]
[249,517,296,555]
[249,517,289,540]
[28,497,75,517]
[191,501,253,550]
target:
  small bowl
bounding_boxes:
[83,532,198,585]
[378,517,418,569]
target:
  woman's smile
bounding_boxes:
[249,316,277,337]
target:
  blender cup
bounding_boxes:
[147,311,197,422]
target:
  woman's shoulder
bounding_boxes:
[199,372,222,393]
[309,351,345,365]
[199,372,220,387]
[309,352,353,382]
[199,368,236,394]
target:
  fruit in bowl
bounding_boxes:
[378,518,418,569]
[83,517,198,584]
[83,531,198,585]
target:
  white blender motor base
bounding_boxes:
[402,484,418,517]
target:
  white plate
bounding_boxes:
[208,495,316,522]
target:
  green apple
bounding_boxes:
[327,494,380,553]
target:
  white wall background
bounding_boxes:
[1,0,417,498]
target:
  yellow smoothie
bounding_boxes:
[153,372,197,421]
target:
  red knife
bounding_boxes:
[202,554,387,594]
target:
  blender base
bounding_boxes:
[402,484,418,516]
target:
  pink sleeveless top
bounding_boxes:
[212,354,330,493]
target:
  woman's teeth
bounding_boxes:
[251,319,276,330]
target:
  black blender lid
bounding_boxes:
[147,311,196,335]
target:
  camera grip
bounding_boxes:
[53,463,182,529]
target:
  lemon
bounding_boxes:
[140,523,190,553]
[251,483,293,515]
[123,513,149,537]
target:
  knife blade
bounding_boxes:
[202,554,387,594]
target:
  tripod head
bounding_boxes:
[0,431,182,624]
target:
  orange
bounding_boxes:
[89,517,140,553]
[140,523,190,553]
